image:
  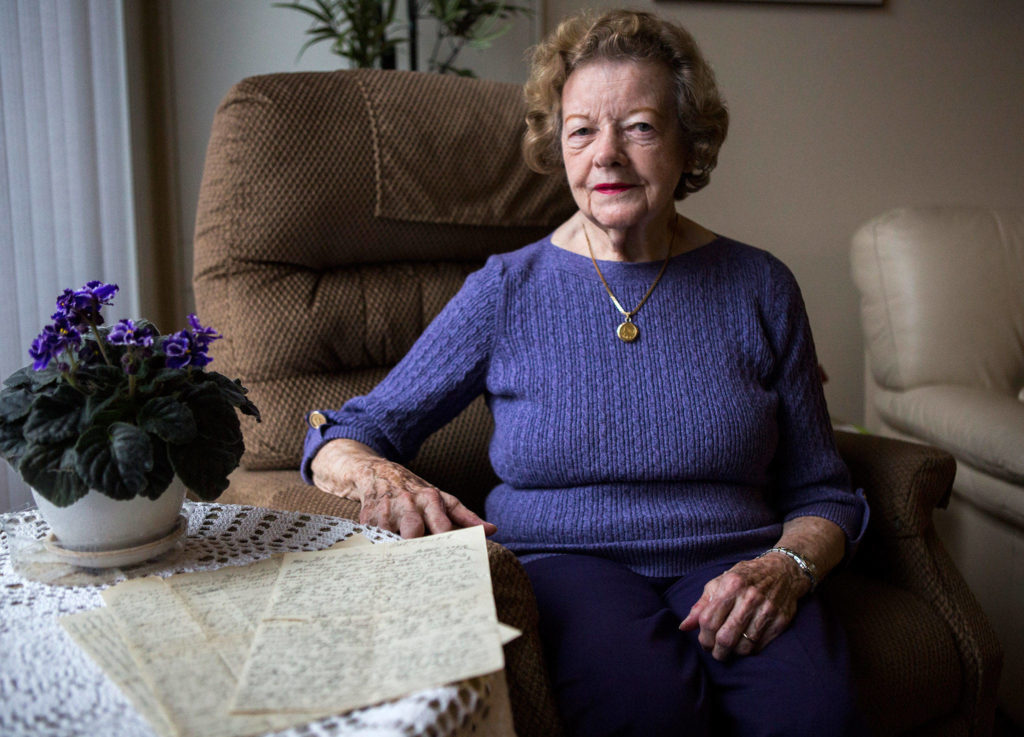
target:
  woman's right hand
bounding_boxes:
[310,438,497,539]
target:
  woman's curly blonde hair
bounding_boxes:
[523,9,728,200]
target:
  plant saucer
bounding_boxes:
[43,514,188,569]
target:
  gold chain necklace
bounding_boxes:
[584,215,678,342]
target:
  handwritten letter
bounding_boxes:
[60,526,509,735]
[98,572,328,737]
[230,525,504,715]
[60,608,177,737]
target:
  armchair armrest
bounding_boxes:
[834,431,1002,736]
[835,430,956,540]
[875,384,1024,485]
[486,541,563,737]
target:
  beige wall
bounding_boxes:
[538,0,1024,423]
[161,0,1024,424]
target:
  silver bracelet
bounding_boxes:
[759,546,818,590]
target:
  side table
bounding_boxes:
[0,501,513,737]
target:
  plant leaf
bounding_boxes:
[0,419,28,465]
[168,387,244,500]
[76,364,127,395]
[84,392,130,430]
[2,365,34,389]
[110,422,153,495]
[23,387,83,444]
[19,443,88,507]
[168,439,238,501]
[199,372,261,421]
[0,386,33,422]
[142,368,190,395]
[29,366,62,390]
[75,424,151,500]
[143,438,176,500]
[138,395,198,444]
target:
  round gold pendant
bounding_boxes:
[616,321,639,342]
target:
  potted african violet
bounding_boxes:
[0,281,259,553]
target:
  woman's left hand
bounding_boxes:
[678,553,811,661]
[680,516,846,660]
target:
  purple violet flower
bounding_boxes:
[56,281,119,328]
[162,331,192,370]
[109,319,157,375]
[161,314,220,370]
[107,319,155,348]
[188,314,220,349]
[29,315,82,370]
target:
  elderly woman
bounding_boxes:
[303,9,869,736]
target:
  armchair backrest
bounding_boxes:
[193,70,576,508]
[851,206,1024,394]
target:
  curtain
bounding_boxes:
[0,0,139,514]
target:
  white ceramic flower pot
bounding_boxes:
[32,478,187,552]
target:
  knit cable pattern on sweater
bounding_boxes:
[303,236,868,577]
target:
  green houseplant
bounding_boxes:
[276,0,531,77]
[0,281,259,549]
[274,0,404,69]
[421,0,532,77]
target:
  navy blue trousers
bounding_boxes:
[523,554,869,737]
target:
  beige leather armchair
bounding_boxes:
[194,71,1001,736]
[852,205,1024,727]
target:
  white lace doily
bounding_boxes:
[0,502,510,737]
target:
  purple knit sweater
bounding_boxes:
[302,235,868,577]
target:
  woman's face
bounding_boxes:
[560,59,687,235]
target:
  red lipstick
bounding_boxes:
[594,183,635,194]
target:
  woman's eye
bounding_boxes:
[570,127,592,137]
[632,122,654,133]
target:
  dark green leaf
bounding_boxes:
[19,443,88,506]
[2,365,34,389]
[43,471,89,507]
[75,424,149,500]
[168,388,244,500]
[199,372,261,421]
[138,396,197,444]
[18,443,61,490]
[110,422,153,495]
[0,419,28,465]
[76,364,127,394]
[168,438,238,501]
[23,387,84,444]
[143,368,190,395]
[0,386,33,422]
[83,392,130,429]
[142,438,176,500]
[297,35,332,58]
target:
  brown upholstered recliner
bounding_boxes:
[193,70,1002,737]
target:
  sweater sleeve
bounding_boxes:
[762,256,869,551]
[300,256,504,483]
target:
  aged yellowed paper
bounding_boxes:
[100,574,329,737]
[163,556,283,678]
[60,608,177,737]
[497,622,521,645]
[62,527,510,736]
[230,525,504,715]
